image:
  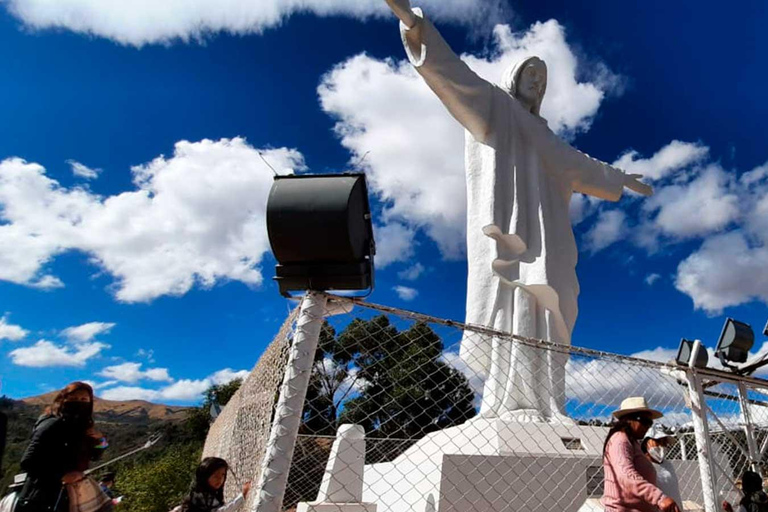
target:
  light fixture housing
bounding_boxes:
[715,318,754,365]
[266,173,375,297]
[675,338,708,368]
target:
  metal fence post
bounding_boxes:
[253,291,328,512]
[737,382,761,472]
[685,340,719,512]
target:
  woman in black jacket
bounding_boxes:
[15,381,106,512]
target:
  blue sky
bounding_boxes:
[1,0,767,403]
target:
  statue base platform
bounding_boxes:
[362,417,605,512]
[297,504,378,512]
[362,418,703,512]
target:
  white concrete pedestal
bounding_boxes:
[297,424,377,512]
[362,418,605,512]
[362,419,705,512]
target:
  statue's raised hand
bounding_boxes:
[624,173,653,196]
[385,0,417,28]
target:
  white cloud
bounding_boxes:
[210,368,249,385]
[100,386,161,402]
[99,362,173,383]
[0,139,305,302]
[99,366,249,403]
[675,231,768,313]
[393,285,419,301]
[566,357,686,414]
[135,348,156,362]
[631,347,678,364]
[3,0,508,47]
[319,19,622,261]
[66,159,101,180]
[62,322,115,342]
[9,339,108,367]
[159,379,212,401]
[397,263,425,281]
[643,165,739,239]
[374,223,416,267]
[644,273,661,286]
[441,350,485,399]
[612,141,709,181]
[0,316,28,341]
[584,209,626,253]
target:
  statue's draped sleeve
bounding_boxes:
[551,138,626,200]
[400,8,495,144]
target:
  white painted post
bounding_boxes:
[737,382,761,473]
[685,340,719,512]
[253,292,329,512]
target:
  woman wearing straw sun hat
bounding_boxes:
[602,397,682,512]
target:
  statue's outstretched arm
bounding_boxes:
[385,0,495,144]
[386,0,417,28]
[565,145,653,200]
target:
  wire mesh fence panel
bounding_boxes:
[202,306,298,510]
[277,297,701,512]
[204,294,768,512]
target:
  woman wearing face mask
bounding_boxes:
[642,425,683,509]
[15,381,108,512]
[181,457,250,512]
[602,397,681,512]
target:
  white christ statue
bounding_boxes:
[385,0,653,424]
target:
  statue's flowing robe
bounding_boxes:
[401,9,627,417]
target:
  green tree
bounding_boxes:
[115,443,201,512]
[185,379,244,441]
[301,316,476,438]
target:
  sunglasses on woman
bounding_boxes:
[631,415,654,427]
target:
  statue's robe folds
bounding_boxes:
[400,9,627,419]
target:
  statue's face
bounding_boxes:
[516,61,546,108]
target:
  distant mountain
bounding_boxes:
[21,392,189,423]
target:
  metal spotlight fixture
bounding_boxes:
[675,338,709,368]
[267,173,375,297]
[715,318,754,367]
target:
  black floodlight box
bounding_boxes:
[675,338,708,368]
[266,173,375,297]
[715,318,754,365]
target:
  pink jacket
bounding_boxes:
[602,431,667,512]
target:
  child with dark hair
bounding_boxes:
[181,458,250,512]
[724,471,768,512]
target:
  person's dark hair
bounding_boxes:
[49,381,94,424]
[181,457,229,512]
[743,471,763,494]
[603,417,635,456]
[640,437,649,453]
[100,471,116,484]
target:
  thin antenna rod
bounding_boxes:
[352,150,371,171]
[257,151,279,176]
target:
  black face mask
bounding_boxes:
[61,401,91,424]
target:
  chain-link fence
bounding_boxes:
[204,293,767,512]
[202,306,298,511]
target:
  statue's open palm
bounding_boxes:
[624,173,653,196]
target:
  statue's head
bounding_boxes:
[501,56,547,116]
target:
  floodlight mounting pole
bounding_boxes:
[685,340,719,512]
[253,291,328,512]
